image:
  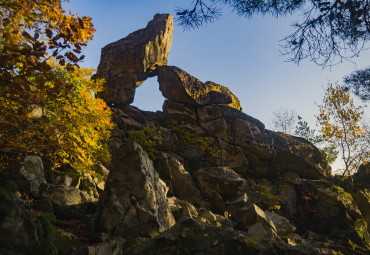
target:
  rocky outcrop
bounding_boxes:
[95,13,173,105]
[300,181,370,248]
[158,66,241,110]
[132,217,345,255]
[0,187,78,254]
[4,13,370,255]
[166,156,202,204]
[196,167,247,212]
[97,141,175,239]
[353,189,370,234]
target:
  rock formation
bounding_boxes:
[94,13,173,105]
[97,141,175,239]
[1,13,370,255]
[158,66,241,110]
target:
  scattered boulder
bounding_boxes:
[95,13,173,105]
[97,141,175,239]
[168,196,198,220]
[39,183,97,219]
[158,66,241,110]
[264,211,296,236]
[18,155,45,193]
[133,217,314,255]
[229,203,277,233]
[39,183,97,207]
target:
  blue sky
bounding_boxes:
[65,1,369,170]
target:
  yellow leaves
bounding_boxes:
[316,82,368,174]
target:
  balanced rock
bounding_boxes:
[158,66,241,110]
[95,13,173,105]
[97,141,175,239]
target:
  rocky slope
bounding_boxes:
[1,14,369,255]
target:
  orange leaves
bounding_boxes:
[0,1,112,173]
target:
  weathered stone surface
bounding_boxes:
[167,156,202,204]
[0,187,78,254]
[353,189,370,234]
[279,171,301,185]
[133,217,312,255]
[279,185,297,216]
[264,211,296,236]
[71,239,125,255]
[97,141,175,239]
[39,183,96,207]
[269,132,331,179]
[301,181,370,248]
[197,208,236,229]
[216,139,249,176]
[196,167,247,213]
[196,167,246,196]
[247,223,268,237]
[19,155,45,193]
[158,66,241,109]
[229,203,276,233]
[95,14,173,105]
[168,196,198,220]
[163,100,197,125]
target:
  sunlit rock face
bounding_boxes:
[95,13,173,105]
[158,66,241,110]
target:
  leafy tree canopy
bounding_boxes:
[343,66,370,101]
[316,83,368,176]
[0,0,113,172]
[176,0,370,67]
[295,116,338,164]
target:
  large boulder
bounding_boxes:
[269,132,331,179]
[95,14,173,105]
[196,167,247,213]
[264,211,296,236]
[167,156,202,204]
[158,66,241,110]
[18,155,45,193]
[39,184,96,207]
[97,142,175,239]
[39,183,97,219]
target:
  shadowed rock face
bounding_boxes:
[97,142,175,239]
[95,13,173,105]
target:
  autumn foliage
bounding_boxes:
[316,83,369,176]
[0,0,113,172]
